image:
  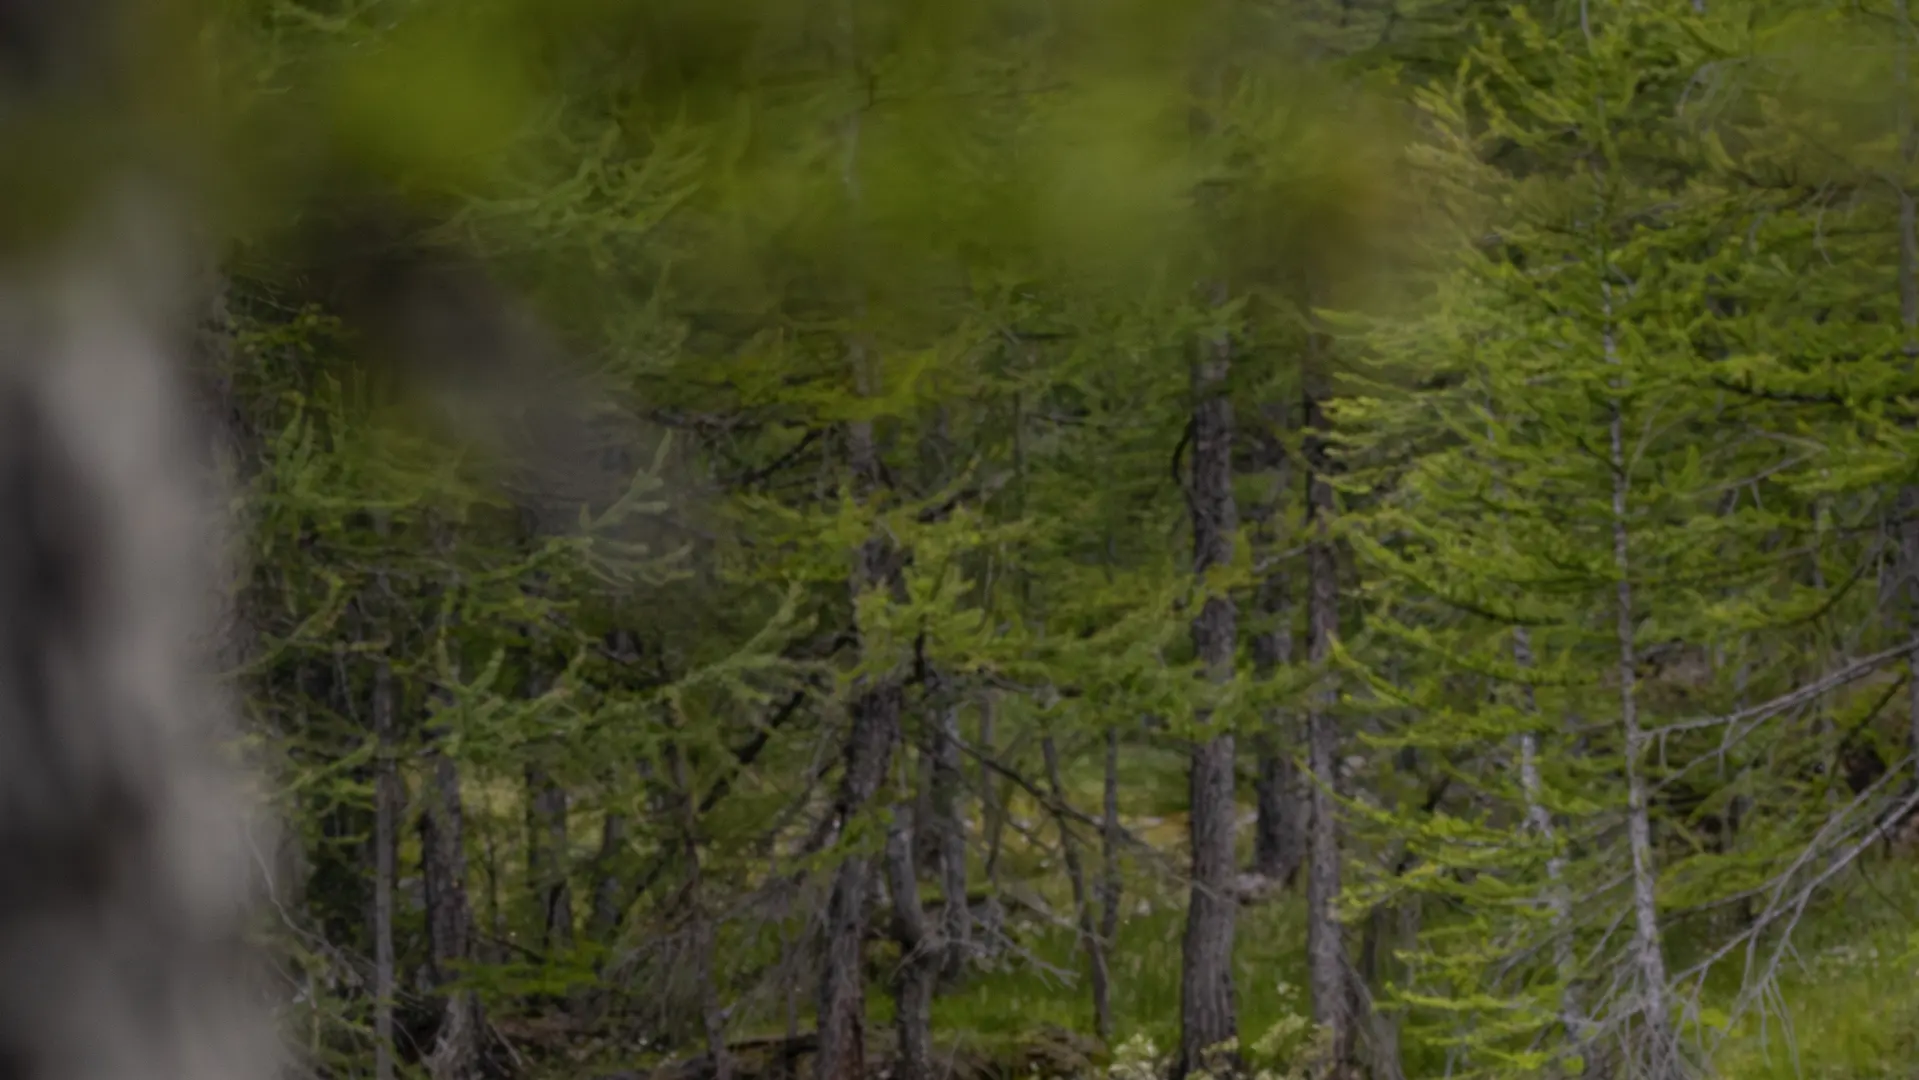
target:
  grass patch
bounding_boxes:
[932,896,1312,1049]
[1708,859,1919,1080]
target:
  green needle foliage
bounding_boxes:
[56,0,1919,1076]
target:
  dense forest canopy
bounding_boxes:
[77,0,1919,1078]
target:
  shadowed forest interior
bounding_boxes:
[108,0,1919,1077]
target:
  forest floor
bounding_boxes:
[916,858,1919,1080]
[486,742,1919,1080]
[1705,858,1919,1080]
[906,747,1919,1080]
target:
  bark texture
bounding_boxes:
[1250,418,1304,887]
[977,698,1008,963]
[1304,385,1350,1074]
[1513,627,1583,1048]
[1609,395,1679,1080]
[422,746,484,1080]
[1099,728,1123,977]
[815,683,900,1080]
[884,805,938,1080]
[0,194,278,1080]
[815,347,905,1080]
[1177,328,1240,1080]
[930,701,971,979]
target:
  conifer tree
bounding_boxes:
[1331,1,1865,1075]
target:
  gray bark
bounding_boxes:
[931,701,970,979]
[1605,304,1679,1080]
[421,746,484,1080]
[1177,317,1239,1080]
[977,697,1009,962]
[1100,728,1123,970]
[1513,627,1583,1049]
[1304,385,1350,1073]
[980,697,1007,886]
[1250,417,1304,887]
[815,303,905,1079]
[816,684,900,1080]
[0,194,279,1080]
[884,804,938,1080]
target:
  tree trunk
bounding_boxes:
[1252,571,1304,886]
[1250,412,1304,888]
[1177,316,1240,1080]
[571,805,629,1022]
[1513,627,1583,1053]
[0,225,281,1080]
[782,915,804,1080]
[979,698,1003,879]
[931,700,970,980]
[586,632,637,945]
[422,746,484,1080]
[370,510,401,1080]
[978,695,1008,961]
[1100,727,1123,976]
[669,742,730,1080]
[1042,734,1112,1042]
[884,803,938,1080]
[1303,384,1350,1074]
[1605,303,1679,1080]
[527,765,575,954]
[816,305,904,1079]
[588,810,629,943]
[1354,904,1403,1080]
[372,649,400,1080]
[1253,750,1304,884]
[816,682,901,1080]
